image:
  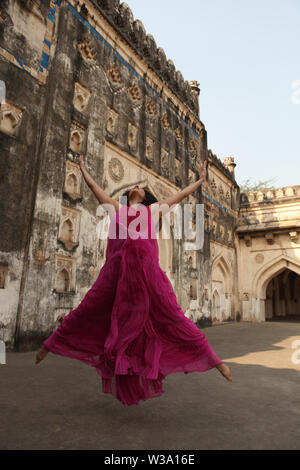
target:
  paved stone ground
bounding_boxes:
[1,321,300,450]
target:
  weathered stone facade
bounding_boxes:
[237,186,300,322]
[0,0,299,351]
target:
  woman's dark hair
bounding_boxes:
[121,188,158,207]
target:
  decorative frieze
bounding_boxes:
[128,82,141,102]
[146,99,157,117]
[211,177,217,192]
[78,39,96,63]
[189,138,196,152]
[162,113,171,129]
[174,126,183,142]
[107,66,122,85]
[241,185,300,205]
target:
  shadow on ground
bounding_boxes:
[0,322,300,450]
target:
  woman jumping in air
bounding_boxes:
[35,155,232,406]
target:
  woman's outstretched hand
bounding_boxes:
[197,160,207,184]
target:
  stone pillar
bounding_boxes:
[189,80,200,117]
[223,157,236,179]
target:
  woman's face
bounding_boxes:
[129,185,145,202]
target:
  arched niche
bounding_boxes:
[56,268,70,293]
[61,218,74,242]
[66,173,79,195]
[69,129,83,153]
[211,254,232,321]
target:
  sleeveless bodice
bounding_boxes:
[106,204,159,263]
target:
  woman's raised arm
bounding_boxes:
[151,160,207,211]
[79,155,120,213]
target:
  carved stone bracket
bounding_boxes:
[0,100,23,136]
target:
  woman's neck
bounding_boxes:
[129,199,143,207]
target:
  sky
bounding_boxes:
[127,0,300,189]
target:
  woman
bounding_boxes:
[35,155,232,406]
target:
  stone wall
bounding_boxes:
[0,0,240,351]
[237,185,300,321]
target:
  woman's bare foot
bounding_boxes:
[35,347,48,365]
[216,363,232,382]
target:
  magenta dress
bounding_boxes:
[43,204,223,406]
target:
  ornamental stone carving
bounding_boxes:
[0,100,23,136]
[69,121,86,153]
[146,99,157,116]
[64,160,82,200]
[162,113,171,129]
[58,206,81,251]
[146,136,154,161]
[78,39,96,63]
[255,254,265,264]
[128,82,141,102]
[108,157,124,182]
[128,123,138,150]
[106,108,118,135]
[107,66,122,85]
[55,255,76,293]
[73,82,91,112]
[161,147,169,171]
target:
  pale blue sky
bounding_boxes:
[128,0,300,189]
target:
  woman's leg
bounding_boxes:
[216,363,232,381]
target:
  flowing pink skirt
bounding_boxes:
[43,206,223,405]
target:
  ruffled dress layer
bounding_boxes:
[43,204,223,405]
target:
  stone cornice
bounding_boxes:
[81,0,200,118]
[240,185,300,207]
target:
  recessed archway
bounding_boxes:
[253,255,300,321]
[265,268,300,321]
